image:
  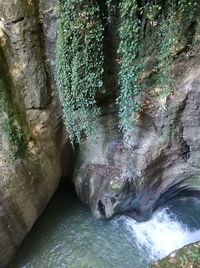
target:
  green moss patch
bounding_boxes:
[152,242,200,268]
[0,48,29,160]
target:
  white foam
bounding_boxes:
[114,208,200,261]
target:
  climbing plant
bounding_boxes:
[56,0,198,145]
[116,0,142,143]
[154,0,197,95]
[56,0,104,143]
[116,0,198,143]
[106,0,115,24]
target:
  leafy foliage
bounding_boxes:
[56,0,198,144]
[116,0,198,142]
[117,0,142,142]
[56,0,104,143]
[155,0,197,95]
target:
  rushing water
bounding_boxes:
[10,186,200,268]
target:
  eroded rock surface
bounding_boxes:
[0,1,71,266]
[73,63,200,221]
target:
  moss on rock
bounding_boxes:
[152,242,200,268]
[0,44,29,159]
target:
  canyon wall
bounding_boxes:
[73,1,200,221]
[0,0,71,266]
[73,60,200,221]
[1,0,200,266]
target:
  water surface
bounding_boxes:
[10,186,200,268]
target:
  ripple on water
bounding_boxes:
[10,189,200,268]
[113,197,200,262]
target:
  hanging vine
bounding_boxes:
[116,0,142,143]
[154,0,197,95]
[116,0,198,144]
[56,0,104,143]
[56,0,198,145]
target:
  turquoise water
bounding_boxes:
[10,186,200,268]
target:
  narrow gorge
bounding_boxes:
[1,0,200,267]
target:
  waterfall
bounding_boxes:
[113,202,200,261]
[11,189,200,268]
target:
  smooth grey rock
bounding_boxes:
[73,67,200,222]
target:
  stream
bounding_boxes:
[10,185,200,268]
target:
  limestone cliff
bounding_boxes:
[73,1,200,221]
[0,1,71,266]
[73,61,200,221]
[1,0,200,266]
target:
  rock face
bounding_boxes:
[73,57,200,221]
[0,1,71,266]
[152,241,200,268]
[0,0,200,266]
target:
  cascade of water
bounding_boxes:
[113,205,200,261]
[11,190,200,268]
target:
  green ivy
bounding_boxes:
[56,0,198,145]
[155,0,197,95]
[56,0,104,143]
[116,0,198,143]
[106,0,115,24]
[117,0,142,142]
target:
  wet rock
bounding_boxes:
[152,241,200,268]
[73,66,200,221]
